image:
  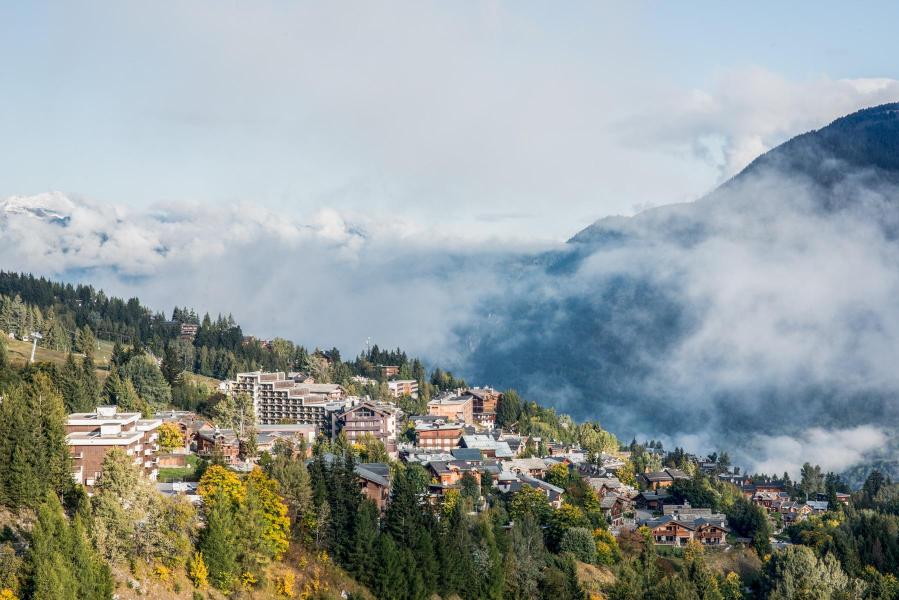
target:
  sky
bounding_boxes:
[3,2,899,241]
[4,3,899,475]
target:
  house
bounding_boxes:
[66,405,162,491]
[450,448,484,464]
[600,495,628,527]
[229,371,347,431]
[253,423,317,456]
[806,500,829,513]
[159,411,213,449]
[427,460,482,488]
[196,428,241,464]
[337,402,398,455]
[179,323,198,341]
[428,394,474,425]
[588,477,628,498]
[517,474,565,508]
[460,434,514,459]
[635,491,668,511]
[505,458,549,478]
[647,515,729,546]
[415,421,464,451]
[356,463,392,512]
[640,471,674,490]
[640,468,690,490]
[156,481,201,504]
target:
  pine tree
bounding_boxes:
[373,534,405,600]
[200,495,239,591]
[70,515,114,599]
[348,500,379,585]
[161,343,181,386]
[28,494,77,600]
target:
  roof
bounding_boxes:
[665,468,691,480]
[518,474,564,497]
[806,500,829,511]
[355,463,391,487]
[642,471,674,482]
[506,458,548,472]
[451,448,483,462]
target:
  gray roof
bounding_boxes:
[356,463,391,487]
[451,448,483,462]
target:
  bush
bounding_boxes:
[559,527,597,563]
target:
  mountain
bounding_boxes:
[457,103,899,476]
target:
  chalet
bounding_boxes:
[647,515,728,547]
[356,463,392,512]
[600,495,628,527]
[427,460,482,488]
[517,474,565,509]
[196,428,241,464]
[635,491,668,511]
[460,434,514,459]
[505,458,549,478]
[640,471,673,490]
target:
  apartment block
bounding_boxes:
[338,402,399,455]
[67,405,161,490]
[415,421,464,451]
[387,379,419,399]
[230,371,347,434]
[427,393,474,425]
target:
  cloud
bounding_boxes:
[0,192,546,358]
[747,426,888,478]
[619,68,899,179]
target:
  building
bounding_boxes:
[379,365,400,378]
[467,387,500,427]
[254,423,317,456]
[647,515,729,546]
[415,421,464,451]
[357,463,392,512]
[427,393,474,425]
[460,434,514,459]
[195,429,241,464]
[337,402,398,455]
[179,322,198,341]
[66,406,162,490]
[387,379,419,399]
[640,468,691,490]
[230,371,347,432]
[159,410,213,449]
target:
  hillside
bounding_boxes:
[3,335,114,380]
[457,102,899,479]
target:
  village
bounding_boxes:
[64,365,844,553]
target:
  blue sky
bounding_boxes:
[2,2,899,240]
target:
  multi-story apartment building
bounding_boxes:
[338,402,398,455]
[467,387,500,427]
[427,393,474,425]
[387,379,419,399]
[415,421,464,451]
[230,371,347,434]
[66,405,161,490]
[378,365,400,378]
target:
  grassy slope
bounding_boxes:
[4,337,115,381]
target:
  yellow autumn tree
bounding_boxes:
[198,465,244,505]
[243,468,291,561]
[189,551,208,588]
[157,422,184,452]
